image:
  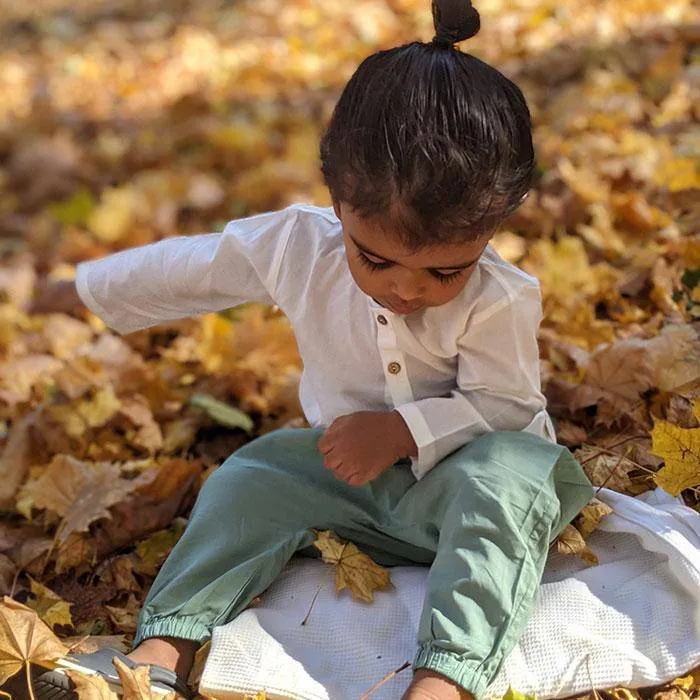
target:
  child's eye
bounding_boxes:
[430,269,465,284]
[357,252,393,272]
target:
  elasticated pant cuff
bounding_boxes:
[133,616,211,648]
[413,644,491,699]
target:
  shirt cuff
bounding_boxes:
[394,403,438,480]
[75,263,113,324]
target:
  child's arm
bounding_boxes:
[319,280,551,486]
[394,281,552,480]
[37,208,298,334]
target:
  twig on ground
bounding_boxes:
[360,660,411,699]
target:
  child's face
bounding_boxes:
[335,202,491,315]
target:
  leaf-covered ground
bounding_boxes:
[0,0,698,698]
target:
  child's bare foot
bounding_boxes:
[402,669,475,700]
[127,637,199,680]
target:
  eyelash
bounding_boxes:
[357,252,465,284]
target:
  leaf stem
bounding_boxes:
[360,660,411,699]
[25,663,36,700]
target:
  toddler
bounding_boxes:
[36,1,594,698]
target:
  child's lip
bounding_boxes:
[386,300,424,314]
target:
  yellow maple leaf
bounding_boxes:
[64,668,119,699]
[500,687,537,700]
[0,597,68,685]
[26,577,73,630]
[313,530,391,603]
[112,656,178,700]
[576,498,614,539]
[555,524,598,566]
[650,420,700,496]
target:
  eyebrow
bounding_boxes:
[350,235,481,271]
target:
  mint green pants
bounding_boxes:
[135,428,593,697]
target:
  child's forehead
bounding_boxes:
[342,207,490,269]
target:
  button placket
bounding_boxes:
[373,309,414,406]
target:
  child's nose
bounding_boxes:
[391,270,425,300]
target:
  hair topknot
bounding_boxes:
[432,0,480,47]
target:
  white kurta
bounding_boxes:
[76,204,555,479]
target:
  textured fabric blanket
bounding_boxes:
[200,487,700,699]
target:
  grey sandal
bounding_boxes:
[29,647,193,699]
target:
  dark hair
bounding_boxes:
[320,0,535,246]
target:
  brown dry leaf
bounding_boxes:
[555,524,598,566]
[112,656,178,700]
[63,636,127,655]
[25,577,73,630]
[556,421,588,447]
[42,314,94,359]
[650,420,700,496]
[0,597,68,684]
[64,668,119,699]
[105,594,141,635]
[583,337,653,401]
[0,555,16,597]
[313,530,391,602]
[575,498,614,539]
[0,410,38,510]
[651,689,690,700]
[574,446,635,493]
[0,355,62,406]
[118,395,163,453]
[23,455,146,545]
[645,325,700,393]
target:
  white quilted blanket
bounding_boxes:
[200,487,700,699]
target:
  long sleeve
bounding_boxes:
[75,207,300,334]
[395,281,555,480]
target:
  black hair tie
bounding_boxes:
[432,34,456,49]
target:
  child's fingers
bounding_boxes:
[323,453,342,471]
[317,433,333,454]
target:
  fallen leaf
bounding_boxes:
[118,395,163,453]
[134,520,187,576]
[23,455,146,545]
[574,446,635,493]
[64,668,119,699]
[0,597,68,684]
[0,411,39,510]
[112,656,178,700]
[26,577,73,630]
[500,687,537,700]
[607,688,644,700]
[651,420,700,496]
[575,498,614,539]
[313,530,391,602]
[189,393,254,433]
[105,595,140,635]
[555,524,598,566]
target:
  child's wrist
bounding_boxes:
[387,410,418,460]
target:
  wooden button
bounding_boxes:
[387,361,401,375]
[377,315,388,325]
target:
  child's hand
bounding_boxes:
[317,410,417,487]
